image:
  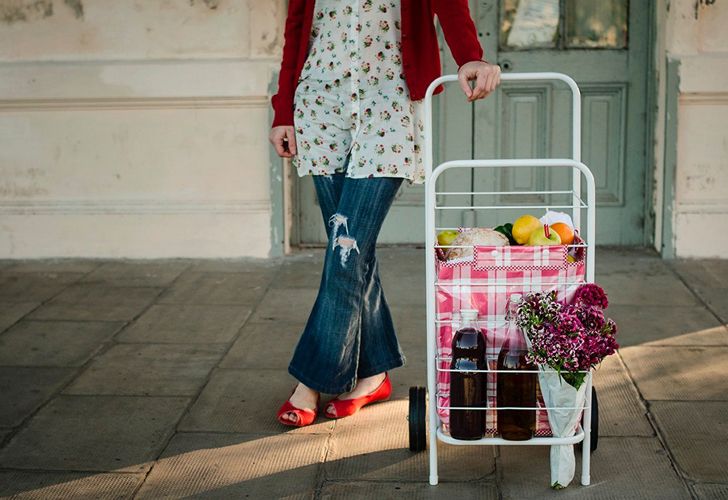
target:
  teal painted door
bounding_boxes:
[298,0,648,245]
[469,0,649,244]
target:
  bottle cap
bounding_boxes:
[509,293,523,303]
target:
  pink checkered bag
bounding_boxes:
[435,239,587,437]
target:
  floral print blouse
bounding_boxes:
[291,0,427,185]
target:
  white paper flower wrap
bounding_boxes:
[537,366,589,489]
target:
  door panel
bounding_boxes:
[582,84,626,205]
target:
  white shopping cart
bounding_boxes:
[408,73,599,487]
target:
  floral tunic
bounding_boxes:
[291,0,427,185]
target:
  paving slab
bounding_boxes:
[0,395,188,472]
[0,366,76,427]
[671,259,728,291]
[116,304,252,344]
[607,305,727,347]
[0,428,11,444]
[319,480,498,499]
[0,301,39,334]
[597,273,700,307]
[0,470,144,499]
[178,368,334,435]
[1,260,101,274]
[158,271,270,305]
[0,320,123,367]
[249,288,318,323]
[0,272,82,303]
[325,399,495,482]
[27,284,162,322]
[651,401,728,483]
[688,288,728,324]
[670,260,728,323]
[219,320,306,370]
[620,346,728,401]
[271,258,324,289]
[693,483,728,499]
[64,343,225,396]
[136,432,325,499]
[78,260,190,287]
[187,257,281,273]
[591,355,653,437]
[594,247,667,276]
[498,436,689,499]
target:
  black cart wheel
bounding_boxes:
[408,386,427,452]
[577,386,599,453]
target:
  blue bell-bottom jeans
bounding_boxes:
[288,172,407,394]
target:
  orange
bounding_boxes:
[550,222,574,245]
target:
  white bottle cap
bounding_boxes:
[509,293,523,303]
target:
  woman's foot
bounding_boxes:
[277,383,320,427]
[325,372,391,418]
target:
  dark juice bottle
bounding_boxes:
[449,309,487,440]
[497,294,537,441]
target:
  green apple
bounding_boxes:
[527,224,562,246]
[437,230,459,247]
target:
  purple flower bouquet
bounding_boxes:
[515,283,619,489]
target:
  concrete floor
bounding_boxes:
[0,247,726,499]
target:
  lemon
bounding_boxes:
[512,215,541,245]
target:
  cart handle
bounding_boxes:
[422,72,584,234]
[423,72,582,178]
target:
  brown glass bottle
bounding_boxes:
[449,309,487,440]
[496,294,537,441]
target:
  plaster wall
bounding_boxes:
[665,0,728,258]
[0,0,285,258]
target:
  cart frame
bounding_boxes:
[422,73,597,486]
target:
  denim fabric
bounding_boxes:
[288,169,407,394]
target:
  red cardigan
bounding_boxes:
[271,0,484,127]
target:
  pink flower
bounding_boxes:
[573,283,609,309]
[517,285,619,388]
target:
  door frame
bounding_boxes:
[643,0,659,249]
[281,0,662,253]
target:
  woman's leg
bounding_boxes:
[279,173,346,423]
[289,175,406,394]
[310,172,404,382]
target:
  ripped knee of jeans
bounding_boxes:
[328,213,360,268]
[334,235,360,268]
[328,213,349,246]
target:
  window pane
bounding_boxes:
[500,0,560,49]
[565,0,628,48]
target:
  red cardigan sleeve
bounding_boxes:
[433,0,484,67]
[271,0,306,128]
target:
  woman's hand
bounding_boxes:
[269,125,297,158]
[457,60,502,102]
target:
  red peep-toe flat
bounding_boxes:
[325,373,392,419]
[277,389,320,427]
